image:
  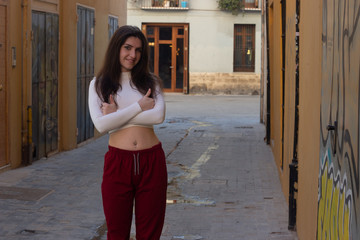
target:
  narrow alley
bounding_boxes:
[0,94,297,240]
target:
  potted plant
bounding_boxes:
[217,0,244,15]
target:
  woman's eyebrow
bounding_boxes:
[123,43,141,50]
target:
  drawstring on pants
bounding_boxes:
[133,153,140,175]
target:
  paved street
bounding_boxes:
[0,94,298,240]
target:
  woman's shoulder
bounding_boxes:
[89,77,98,93]
[90,76,97,85]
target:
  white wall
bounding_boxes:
[127,0,262,74]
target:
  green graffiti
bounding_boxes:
[317,158,351,240]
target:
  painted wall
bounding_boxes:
[2,0,126,172]
[296,1,322,239]
[3,0,24,172]
[282,0,296,198]
[127,0,262,94]
[317,0,360,239]
[265,0,323,238]
[267,0,283,175]
[267,0,297,204]
[265,0,360,238]
[128,0,261,74]
[60,0,126,150]
[260,0,267,123]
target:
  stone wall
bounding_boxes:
[189,72,260,95]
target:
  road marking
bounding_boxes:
[185,137,219,180]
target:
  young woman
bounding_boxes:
[88,25,167,240]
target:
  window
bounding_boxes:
[234,24,255,72]
[244,0,258,8]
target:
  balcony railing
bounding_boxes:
[141,0,189,10]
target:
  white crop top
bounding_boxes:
[88,72,165,134]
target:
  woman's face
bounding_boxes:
[119,36,142,72]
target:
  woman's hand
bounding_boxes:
[138,89,155,111]
[101,95,117,115]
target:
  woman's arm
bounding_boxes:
[88,78,142,133]
[128,87,165,126]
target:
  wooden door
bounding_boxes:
[77,6,94,143]
[317,0,360,238]
[143,24,189,93]
[31,11,59,160]
[0,5,8,167]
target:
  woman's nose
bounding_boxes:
[129,49,136,58]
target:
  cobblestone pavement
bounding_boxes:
[0,94,298,240]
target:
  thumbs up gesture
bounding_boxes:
[138,89,155,111]
[101,94,117,115]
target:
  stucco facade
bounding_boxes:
[0,0,126,172]
[127,0,262,95]
[263,0,360,239]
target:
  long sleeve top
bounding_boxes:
[88,72,165,134]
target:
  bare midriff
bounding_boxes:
[108,126,160,150]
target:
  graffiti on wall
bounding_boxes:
[317,0,360,239]
[318,149,352,239]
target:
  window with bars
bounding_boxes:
[234,24,255,72]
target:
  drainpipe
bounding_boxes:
[288,0,300,230]
[265,0,271,144]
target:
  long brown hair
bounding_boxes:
[95,25,160,103]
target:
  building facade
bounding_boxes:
[0,0,126,173]
[127,0,262,94]
[263,0,360,239]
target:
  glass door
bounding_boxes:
[143,24,188,93]
[159,43,172,88]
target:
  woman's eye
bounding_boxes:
[125,46,131,50]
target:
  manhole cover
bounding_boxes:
[0,186,52,201]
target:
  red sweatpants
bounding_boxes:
[101,143,168,240]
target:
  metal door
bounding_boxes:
[77,6,94,143]
[317,0,360,238]
[108,16,118,39]
[0,5,8,167]
[31,11,59,160]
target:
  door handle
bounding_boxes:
[0,84,3,91]
[169,66,173,69]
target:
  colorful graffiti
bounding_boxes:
[318,150,352,239]
[318,0,360,239]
